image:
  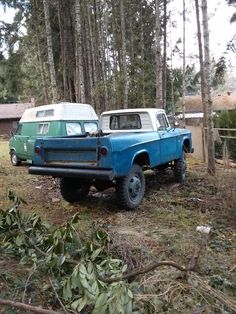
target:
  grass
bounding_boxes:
[0,141,236,312]
[0,141,9,161]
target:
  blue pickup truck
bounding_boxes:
[29,108,193,210]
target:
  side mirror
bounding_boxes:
[174,121,179,127]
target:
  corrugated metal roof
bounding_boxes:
[176,94,236,113]
[0,103,35,120]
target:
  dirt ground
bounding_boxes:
[1,141,236,312]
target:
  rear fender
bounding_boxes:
[182,137,192,153]
[131,150,150,167]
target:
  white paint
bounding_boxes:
[20,103,98,123]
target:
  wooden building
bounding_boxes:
[0,103,35,138]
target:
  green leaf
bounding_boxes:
[80,277,89,289]
[57,255,66,267]
[122,264,127,273]
[91,248,102,260]
[6,215,11,225]
[127,289,133,299]
[71,297,87,312]
[77,296,88,312]
[70,213,80,224]
[53,230,62,239]
[92,293,108,314]
[79,263,87,275]
[124,299,133,314]
[32,216,39,227]
[63,280,72,301]
[88,261,93,274]
[72,265,79,277]
[90,281,99,296]
[71,274,81,289]
[15,235,24,246]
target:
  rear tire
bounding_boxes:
[60,178,90,203]
[10,152,21,166]
[116,164,145,210]
[174,152,186,183]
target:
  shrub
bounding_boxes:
[214,110,236,161]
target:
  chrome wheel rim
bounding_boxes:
[128,175,142,202]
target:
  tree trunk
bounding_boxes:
[162,0,167,110]
[57,0,69,101]
[155,0,163,108]
[33,0,49,105]
[42,0,58,103]
[111,0,119,109]
[169,13,175,111]
[140,5,145,108]
[195,0,206,161]
[75,0,85,103]
[201,0,215,174]
[85,0,100,111]
[97,0,109,111]
[120,0,129,108]
[84,9,93,106]
[182,0,186,127]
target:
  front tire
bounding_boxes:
[174,152,186,183]
[60,178,90,203]
[10,151,21,166]
[116,164,145,210]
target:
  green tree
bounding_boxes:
[212,57,226,89]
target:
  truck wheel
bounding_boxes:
[11,152,21,166]
[174,152,186,183]
[60,178,90,203]
[116,164,145,210]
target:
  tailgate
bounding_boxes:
[34,137,99,167]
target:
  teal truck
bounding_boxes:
[9,102,98,166]
[29,108,193,210]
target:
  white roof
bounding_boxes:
[101,108,165,116]
[100,108,167,133]
[20,102,98,122]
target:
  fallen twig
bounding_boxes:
[98,260,187,283]
[22,268,35,303]
[49,278,71,314]
[190,273,236,312]
[99,238,204,283]
[0,298,60,314]
[230,264,236,272]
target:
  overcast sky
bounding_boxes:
[170,0,236,73]
[0,0,236,73]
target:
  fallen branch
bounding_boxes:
[99,240,204,283]
[98,260,187,284]
[191,273,236,312]
[49,277,71,314]
[0,298,60,314]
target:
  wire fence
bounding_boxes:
[214,128,236,163]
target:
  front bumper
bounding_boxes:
[29,166,115,181]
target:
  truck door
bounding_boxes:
[156,113,179,163]
[10,123,30,160]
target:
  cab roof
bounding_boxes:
[101,108,165,116]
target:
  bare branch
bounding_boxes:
[0,298,60,314]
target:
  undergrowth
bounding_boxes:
[1,189,236,313]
